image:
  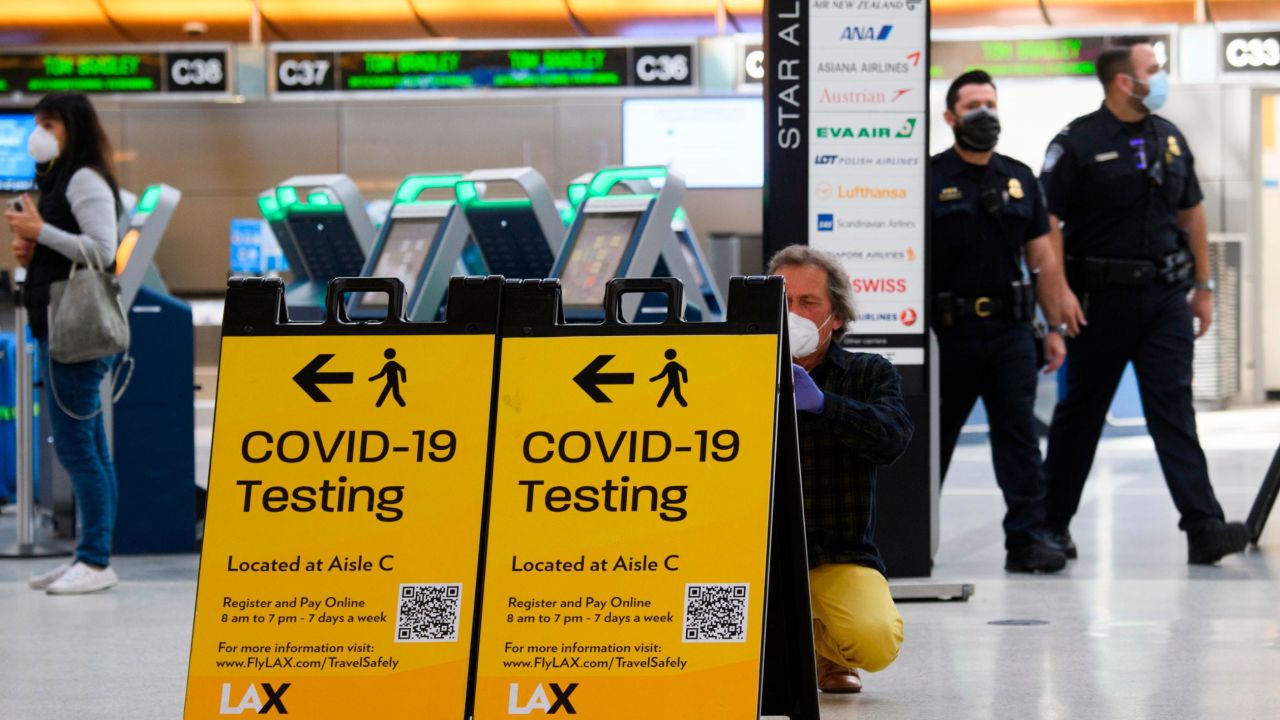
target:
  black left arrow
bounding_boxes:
[293,354,353,402]
[573,354,634,403]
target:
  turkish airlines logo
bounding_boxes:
[901,308,919,326]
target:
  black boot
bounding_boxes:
[1006,541,1068,573]
[1044,529,1077,559]
[1187,520,1250,565]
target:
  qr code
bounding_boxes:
[682,583,749,643]
[395,583,462,643]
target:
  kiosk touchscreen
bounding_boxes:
[455,167,564,280]
[348,173,472,322]
[116,183,180,309]
[275,174,375,319]
[551,166,720,322]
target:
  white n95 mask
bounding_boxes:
[788,312,832,359]
[28,126,60,164]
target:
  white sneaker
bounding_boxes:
[45,562,118,595]
[28,561,74,590]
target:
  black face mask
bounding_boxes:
[953,108,1001,152]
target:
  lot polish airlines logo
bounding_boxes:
[509,682,579,714]
[219,683,290,715]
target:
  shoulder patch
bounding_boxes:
[1042,143,1065,174]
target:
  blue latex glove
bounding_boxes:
[792,364,825,414]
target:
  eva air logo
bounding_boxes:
[895,118,917,138]
[816,118,918,140]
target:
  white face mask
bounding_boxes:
[788,311,832,359]
[28,126,60,164]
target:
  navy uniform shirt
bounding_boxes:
[930,148,1049,298]
[1040,103,1203,260]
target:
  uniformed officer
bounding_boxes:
[930,70,1069,573]
[1039,38,1250,564]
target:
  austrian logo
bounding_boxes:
[817,88,911,105]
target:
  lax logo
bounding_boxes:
[219,682,290,715]
[509,682,579,715]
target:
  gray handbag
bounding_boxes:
[47,240,130,364]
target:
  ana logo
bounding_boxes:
[509,683,579,715]
[852,278,909,293]
[901,308,919,326]
[817,214,835,231]
[841,25,893,41]
[895,118,918,138]
[815,154,839,165]
[219,683,290,715]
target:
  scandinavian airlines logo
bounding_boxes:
[219,683,290,715]
[509,682,579,714]
[817,214,835,231]
[840,25,893,41]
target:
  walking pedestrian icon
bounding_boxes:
[650,349,688,408]
[370,348,407,407]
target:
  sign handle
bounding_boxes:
[602,277,685,325]
[325,277,406,325]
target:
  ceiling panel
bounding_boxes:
[1208,0,1280,21]
[0,1,126,44]
[413,0,578,38]
[1042,0,1196,25]
[259,0,427,40]
[567,0,719,37]
[931,0,1047,29]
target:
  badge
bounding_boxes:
[1167,135,1182,157]
[1042,143,1065,173]
[939,186,962,202]
[1007,178,1024,200]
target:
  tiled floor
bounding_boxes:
[2,405,1278,719]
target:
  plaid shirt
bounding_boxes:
[798,346,914,575]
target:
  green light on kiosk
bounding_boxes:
[137,185,162,213]
[258,195,286,222]
[394,174,464,205]
[277,186,300,209]
[567,183,588,208]
[559,206,576,227]
[307,191,333,206]
[587,166,667,198]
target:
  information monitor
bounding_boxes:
[558,210,643,310]
[0,109,36,194]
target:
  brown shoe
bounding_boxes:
[817,656,862,693]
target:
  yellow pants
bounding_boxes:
[810,563,904,673]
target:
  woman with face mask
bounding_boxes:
[4,92,124,595]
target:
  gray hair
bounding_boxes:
[767,244,857,340]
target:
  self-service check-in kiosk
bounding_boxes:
[347,173,473,322]
[552,166,721,323]
[256,189,310,291]
[37,184,196,554]
[273,174,375,320]
[454,167,564,280]
[565,169,725,322]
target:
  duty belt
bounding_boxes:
[1066,248,1193,292]
[934,280,1035,329]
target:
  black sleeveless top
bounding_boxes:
[23,162,115,338]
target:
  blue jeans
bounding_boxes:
[38,342,118,567]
